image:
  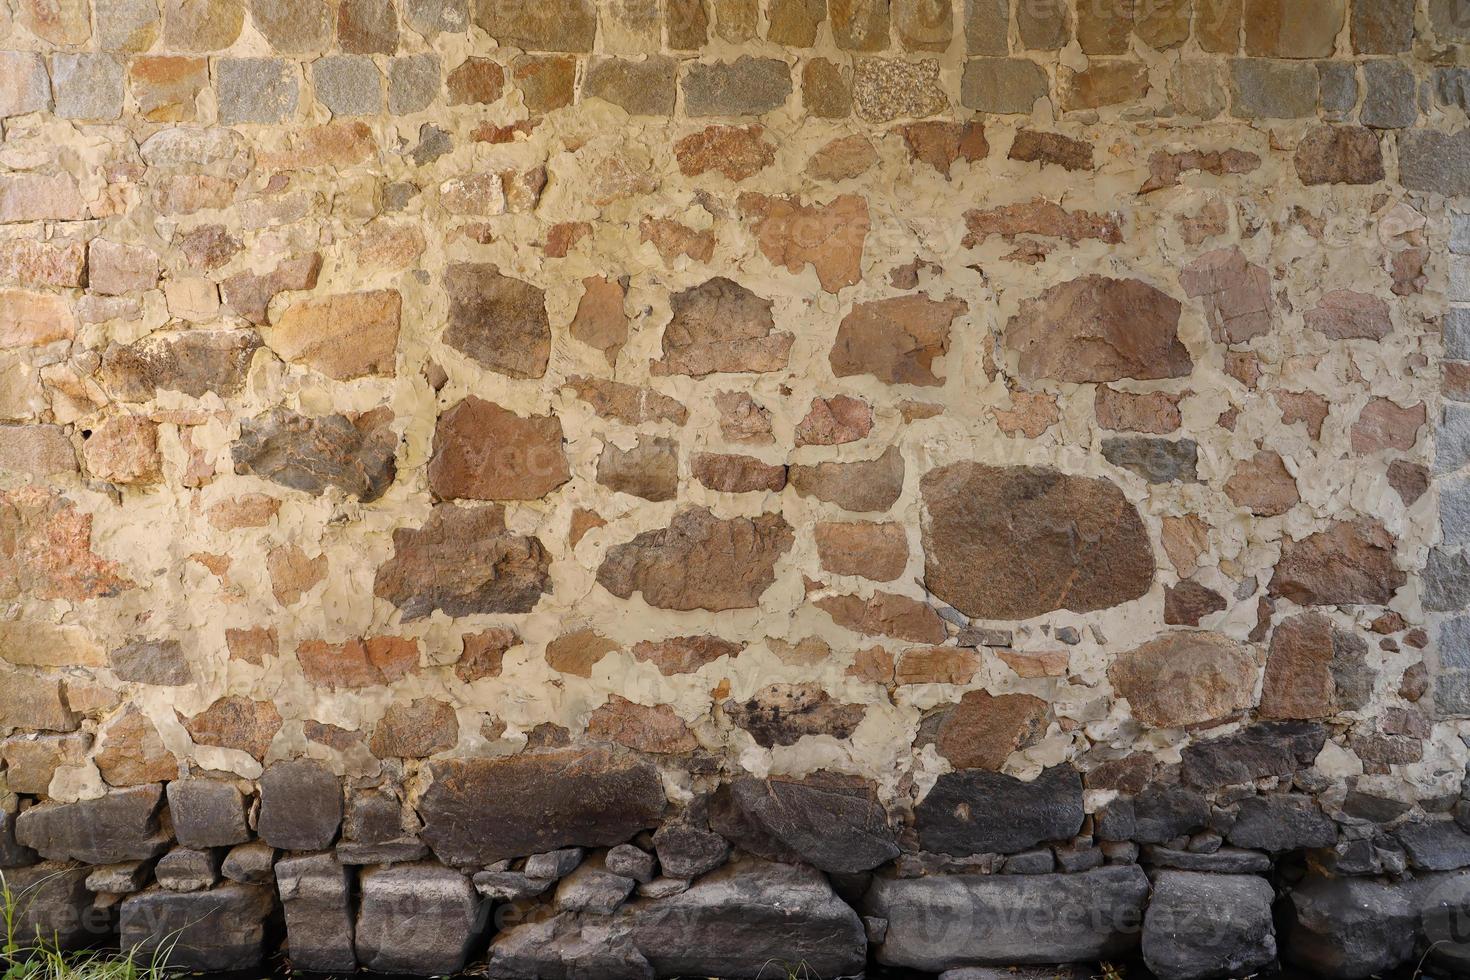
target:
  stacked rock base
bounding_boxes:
[6,751,1470,980]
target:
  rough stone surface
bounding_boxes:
[257,760,343,851]
[276,853,356,973]
[121,885,274,971]
[356,864,480,975]
[1108,631,1258,729]
[916,765,1084,856]
[1143,872,1276,980]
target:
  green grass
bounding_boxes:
[1,871,174,980]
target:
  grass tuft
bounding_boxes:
[1,871,174,980]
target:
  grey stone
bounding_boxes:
[1142,845,1274,874]
[682,57,793,116]
[1228,795,1336,852]
[1441,670,1470,716]
[630,860,866,979]
[52,54,125,120]
[87,861,151,893]
[1445,477,1470,545]
[121,884,275,971]
[638,876,690,898]
[554,859,636,914]
[156,847,220,892]
[344,788,416,843]
[1343,790,1414,824]
[336,839,429,864]
[275,852,356,973]
[1001,849,1055,874]
[1102,436,1199,483]
[0,808,37,868]
[1446,617,1470,670]
[1125,787,1211,843]
[389,54,440,113]
[1282,873,1414,978]
[221,842,276,884]
[653,818,731,879]
[965,0,1009,54]
[1398,820,1470,870]
[719,774,898,874]
[2,863,95,948]
[606,843,657,882]
[15,785,170,864]
[167,779,249,849]
[1231,59,1319,119]
[257,759,342,851]
[487,911,652,979]
[1449,308,1470,359]
[915,765,1084,856]
[1438,67,1470,111]
[1426,547,1470,612]
[313,55,382,116]
[1182,721,1327,787]
[405,0,469,36]
[355,863,481,975]
[1459,213,1470,255]
[960,57,1049,113]
[583,56,678,115]
[217,58,299,125]
[411,123,451,165]
[251,0,333,52]
[1361,60,1418,129]
[1317,60,1358,115]
[0,52,50,117]
[1054,842,1104,872]
[232,408,397,502]
[1438,404,1470,475]
[1400,128,1470,197]
[419,749,665,867]
[109,638,192,686]
[471,870,553,901]
[1143,872,1277,980]
[868,866,1150,970]
[1432,0,1470,41]
[524,847,585,879]
[96,0,161,51]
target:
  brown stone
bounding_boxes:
[1270,518,1406,606]
[998,649,1070,679]
[1180,248,1273,345]
[568,509,606,548]
[374,504,552,619]
[816,591,946,644]
[233,408,397,502]
[0,488,132,602]
[964,200,1122,247]
[815,522,908,581]
[691,453,787,493]
[428,396,570,501]
[1062,61,1150,108]
[545,222,591,259]
[546,629,621,678]
[83,417,160,486]
[1004,276,1189,383]
[1008,130,1094,171]
[789,446,905,513]
[1277,390,1330,440]
[225,627,276,665]
[1306,289,1392,340]
[0,290,76,348]
[588,696,698,754]
[371,698,458,758]
[95,706,176,786]
[1095,388,1183,434]
[181,696,282,761]
[1351,398,1424,454]
[1160,515,1211,578]
[454,627,520,683]
[444,263,550,379]
[597,508,794,612]
[598,436,679,502]
[447,57,503,104]
[176,225,241,272]
[298,636,418,689]
[652,277,792,377]
[831,0,890,49]
[898,120,988,177]
[1388,460,1430,506]
[934,690,1049,770]
[1164,580,1228,626]
[738,193,869,293]
[848,645,896,684]
[0,240,85,289]
[675,125,776,181]
[569,277,630,366]
[1076,0,1134,53]
[990,389,1060,438]
[101,330,262,401]
[1259,613,1337,720]
[1,733,89,794]
[1244,0,1344,57]
[0,424,76,478]
[566,377,687,426]
[806,135,879,180]
[219,254,321,326]
[268,290,401,380]
[1108,631,1258,729]
[894,645,981,685]
[922,463,1154,619]
[1140,148,1261,193]
[769,0,825,45]
[1294,126,1385,185]
[632,635,742,675]
[795,396,873,446]
[153,174,237,215]
[831,294,968,386]
[0,669,76,732]
[640,217,716,264]
[1225,450,1301,516]
[714,391,775,443]
[895,0,952,49]
[1017,0,1070,48]
[723,683,866,747]
[802,58,852,118]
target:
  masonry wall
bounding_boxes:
[3,0,1470,976]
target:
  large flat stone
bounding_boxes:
[120,884,275,971]
[915,765,1084,856]
[1143,871,1277,980]
[355,863,481,975]
[15,785,169,864]
[2,863,96,948]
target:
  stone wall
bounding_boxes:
[3,0,1470,976]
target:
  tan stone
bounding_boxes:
[513,54,576,111]
[1244,0,1345,58]
[796,395,873,446]
[1270,518,1405,606]
[225,627,277,665]
[990,389,1060,438]
[852,58,947,121]
[1181,248,1273,345]
[267,289,401,380]
[815,521,908,581]
[456,627,521,683]
[640,218,716,264]
[714,391,774,443]
[428,396,570,501]
[95,707,176,786]
[0,669,77,732]
[297,636,419,689]
[0,423,76,477]
[738,193,869,293]
[652,277,792,377]
[1095,388,1183,434]
[1305,289,1391,340]
[0,240,85,288]
[208,494,280,531]
[802,58,853,117]
[597,436,679,502]
[1,733,89,793]
[163,0,244,49]
[789,446,905,513]
[998,648,1070,678]
[769,0,825,45]
[1351,398,1424,454]
[267,544,327,606]
[1061,61,1150,109]
[894,645,981,686]
[816,591,946,644]
[371,698,458,758]
[0,620,102,668]
[0,290,76,348]
[831,295,967,386]
[83,417,161,486]
[181,696,282,761]
[1224,451,1300,517]
[17,0,89,44]
[848,645,896,684]
[587,696,698,753]
[806,135,879,180]
[1108,631,1258,729]
[934,690,1049,770]
[566,377,687,426]
[631,635,743,674]
[674,125,776,181]
[1005,276,1189,383]
[1160,514,1211,577]
[547,629,621,678]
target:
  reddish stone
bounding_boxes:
[816,591,946,644]
[1351,398,1424,454]
[181,697,283,761]
[691,453,787,493]
[795,395,873,446]
[0,240,86,288]
[0,289,76,348]
[897,120,988,177]
[447,57,504,104]
[990,389,1060,438]
[1005,276,1189,383]
[632,635,743,675]
[1224,450,1300,516]
[0,488,133,602]
[1270,518,1405,606]
[1139,148,1260,193]
[1388,460,1430,506]
[652,277,792,377]
[738,193,869,293]
[640,217,716,263]
[714,391,774,443]
[225,627,276,665]
[547,629,621,678]
[1180,248,1273,345]
[1108,631,1257,729]
[220,253,322,326]
[444,263,550,380]
[1008,129,1093,171]
[674,125,776,181]
[1276,390,1329,440]
[371,699,458,758]
[963,200,1122,246]
[806,135,878,180]
[815,522,908,581]
[934,690,1049,770]
[831,295,968,386]
[788,447,905,513]
[1259,613,1337,720]
[297,636,419,689]
[545,222,592,258]
[1294,126,1384,186]
[587,697,697,754]
[1095,388,1183,434]
[566,377,687,426]
[597,436,679,502]
[1164,579,1228,626]
[569,276,630,365]
[1305,289,1392,340]
[894,646,982,686]
[427,396,570,501]
[95,706,177,786]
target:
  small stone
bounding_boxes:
[598,436,680,502]
[853,58,947,121]
[1305,288,1391,338]
[583,56,677,115]
[258,760,342,851]
[803,58,853,117]
[297,636,418,689]
[444,263,550,379]
[313,56,382,115]
[252,0,332,51]
[724,683,867,747]
[554,859,635,914]
[222,842,276,883]
[87,862,149,894]
[1352,397,1424,454]
[1354,0,1414,52]
[1182,721,1326,787]
[388,54,440,113]
[156,847,220,892]
[474,0,596,50]
[653,276,791,376]
[446,56,503,104]
[814,521,907,581]
[933,689,1048,770]
[217,58,299,125]
[1006,275,1189,383]
[606,843,657,882]
[961,57,1049,113]
[599,508,792,611]
[1108,630,1257,729]
[84,417,161,486]
[338,0,398,52]
[683,57,792,116]
[52,54,125,121]
[675,124,776,180]
[371,698,459,758]
[1244,0,1344,57]
[233,408,397,502]
[473,871,553,901]
[1102,437,1200,484]
[789,446,905,513]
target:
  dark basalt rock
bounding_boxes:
[1182,721,1327,787]
[355,863,482,975]
[15,785,170,864]
[419,747,666,866]
[1227,795,1336,852]
[167,779,250,849]
[1281,873,1414,979]
[915,765,1084,856]
[257,760,343,851]
[1397,820,1470,870]
[2,863,95,948]
[120,884,276,971]
[276,852,356,973]
[868,866,1150,970]
[1132,785,1212,844]
[716,773,899,874]
[1143,871,1277,980]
